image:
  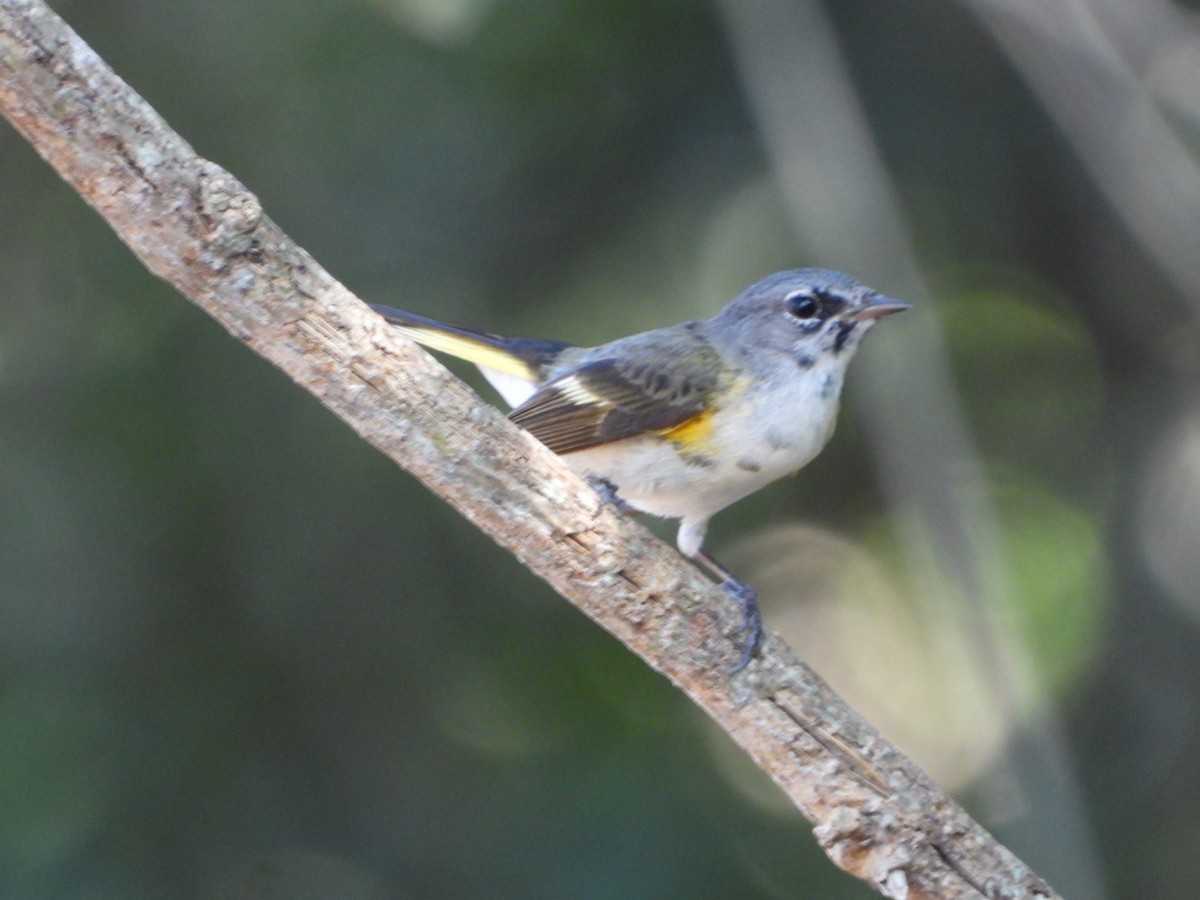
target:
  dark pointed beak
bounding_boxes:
[851,295,911,321]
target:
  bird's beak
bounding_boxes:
[851,295,911,321]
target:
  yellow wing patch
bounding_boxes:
[656,372,751,455]
[658,408,716,453]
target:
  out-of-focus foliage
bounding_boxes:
[2,1,1199,897]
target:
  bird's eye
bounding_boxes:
[787,293,819,319]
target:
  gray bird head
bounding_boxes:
[710,268,908,369]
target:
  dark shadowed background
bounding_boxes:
[3,1,1200,897]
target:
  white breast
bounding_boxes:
[562,357,844,525]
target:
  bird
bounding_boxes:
[372,269,908,669]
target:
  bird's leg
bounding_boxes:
[695,550,763,672]
[590,482,762,670]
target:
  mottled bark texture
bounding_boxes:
[0,2,1057,897]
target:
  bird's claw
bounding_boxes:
[587,476,631,514]
[721,579,763,672]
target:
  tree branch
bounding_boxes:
[0,2,1057,896]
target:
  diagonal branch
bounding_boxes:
[0,2,1057,896]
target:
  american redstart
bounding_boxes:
[372,269,908,669]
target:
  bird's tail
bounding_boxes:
[370,304,573,406]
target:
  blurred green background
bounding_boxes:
[3,0,1200,897]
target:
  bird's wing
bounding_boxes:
[508,335,723,455]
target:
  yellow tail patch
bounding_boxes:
[389,325,536,381]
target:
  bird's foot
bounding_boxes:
[721,579,763,673]
[694,550,765,672]
[586,476,631,515]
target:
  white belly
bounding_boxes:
[563,365,842,525]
